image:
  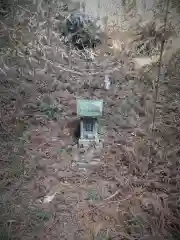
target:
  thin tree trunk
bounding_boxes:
[81,0,86,13]
[47,3,52,45]
[97,0,101,19]
[136,0,145,15]
[118,0,125,28]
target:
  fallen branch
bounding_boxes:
[103,190,122,201]
[0,120,14,139]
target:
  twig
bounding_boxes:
[7,220,15,240]
[0,121,14,139]
[0,67,7,76]
[42,57,84,76]
[17,5,33,16]
[103,190,121,201]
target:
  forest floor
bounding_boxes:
[0,2,180,240]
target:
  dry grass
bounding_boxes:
[0,1,180,240]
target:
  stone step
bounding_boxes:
[73,160,101,169]
[76,157,101,164]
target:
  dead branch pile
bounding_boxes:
[130,20,174,57]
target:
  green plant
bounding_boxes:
[87,190,100,201]
[40,103,59,120]
[18,131,29,144]
[33,209,50,221]
[56,148,64,154]
[0,230,9,240]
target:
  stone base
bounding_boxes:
[78,138,100,148]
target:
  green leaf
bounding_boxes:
[35,210,50,221]
[87,190,100,201]
[56,148,64,154]
[40,103,59,120]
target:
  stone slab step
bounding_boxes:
[73,160,101,169]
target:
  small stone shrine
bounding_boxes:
[77,99,103,147]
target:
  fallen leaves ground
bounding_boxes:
[0,3,180,240]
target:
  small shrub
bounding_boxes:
[61,12,102,49]
[35,210,50,221]
[40,103,59,120]
[87,190,100,201]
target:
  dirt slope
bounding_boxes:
[0,3,180,240]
